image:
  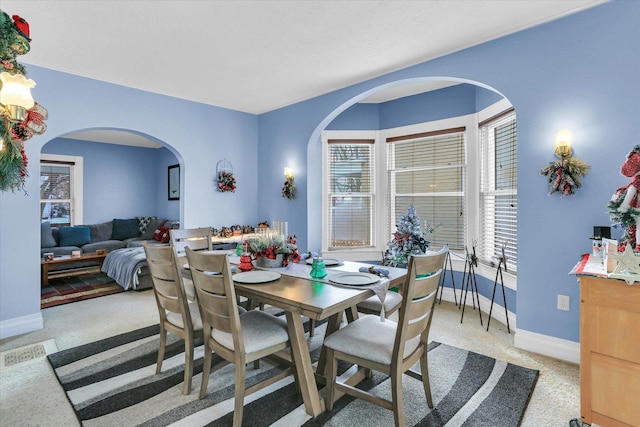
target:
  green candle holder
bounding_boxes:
[310,257,327,279]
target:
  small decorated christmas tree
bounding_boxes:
[382,206,430,267]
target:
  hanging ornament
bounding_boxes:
[216,159,236,192]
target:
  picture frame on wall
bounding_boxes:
[168,164,180,200]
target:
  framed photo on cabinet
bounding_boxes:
[168,164,180,200]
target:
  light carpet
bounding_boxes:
[47,323,539,426]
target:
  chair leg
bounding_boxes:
[325,348,337,411]
[391,369,405,427]
[182,338,194,395]
[253,360,260,369]
[233,362,246,427]
[199,345,212,399]
[420,351,434,408]
[156,327,167,374]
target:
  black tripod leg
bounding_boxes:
[500,268,511,333]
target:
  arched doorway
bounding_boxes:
[39,128,182,227]
[306,77,517,324]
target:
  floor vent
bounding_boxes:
[0,339,58,370]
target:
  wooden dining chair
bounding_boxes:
[323,248,448,427]
[143,241,204,395]
[357,246,449,319]
[185,247,296,427]
[170,227,212,301]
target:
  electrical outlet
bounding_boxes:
[557,294,570,311]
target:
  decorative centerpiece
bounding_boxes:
[246,234,300,267]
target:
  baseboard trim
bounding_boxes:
[513,328,580,364]
[0,312,44,339]
[438,286,579,364]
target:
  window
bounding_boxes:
[40,154,83,226]
[326,139,374,249]
[479,109,517,271]
[386,128,466,250]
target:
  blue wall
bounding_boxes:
[1,1,638,346]
[42,138,179,223]
[1,66,259,332]
[256,1,640,343]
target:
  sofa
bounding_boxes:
[41,217,179,289]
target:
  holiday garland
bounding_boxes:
[282,176,296,199]
[540,157,590,196]
[0,11,48,193]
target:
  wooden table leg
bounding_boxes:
[315,311,344,380]
[285,311,324,417]
[41,263,49,286]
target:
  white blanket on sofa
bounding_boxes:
[101,247,147,290]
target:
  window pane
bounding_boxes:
[494,121,517,190]
[40,164,71,199]
[41,202,71,226]
[393,134,465,169]
[329,145,372,193]
[330,196,372,247]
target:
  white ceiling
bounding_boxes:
[3,0,606,147]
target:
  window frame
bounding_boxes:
[475,99,517,289]
[321,130,382,260]
[40,154,83,226]
[479,107,517,273]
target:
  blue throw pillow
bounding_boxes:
[41,221,57,248]
[112,218,140,240]
[58,226,91,247]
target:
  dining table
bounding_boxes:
[183,253,407,417]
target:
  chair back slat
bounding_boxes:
[170,227,212,260]
[394,246,448,360]
[185,248,243,352]
[147,262,180,285]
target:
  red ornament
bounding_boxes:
[12,15,31,41]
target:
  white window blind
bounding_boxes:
[40,161,73,226]
[386,128,466,250]
[327,140,374,249]
[480,110,517,271]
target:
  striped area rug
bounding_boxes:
[47,324,539,426]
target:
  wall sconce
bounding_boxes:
[282,167,296,200]
[540,130,590,196]
[554,129,573,158]
[0,72,36,122]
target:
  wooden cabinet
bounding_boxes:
[579,275,640,427]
